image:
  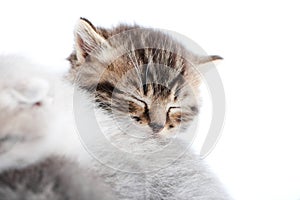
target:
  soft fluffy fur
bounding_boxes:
[0,156,114,200]
[0,56,115,200]
[0,56,56,171]
[67,18,232,199]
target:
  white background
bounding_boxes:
[1,1,300,199]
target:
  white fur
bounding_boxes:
[0,56,87,171]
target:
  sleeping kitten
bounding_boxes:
[67,18,232,199]
[0,56,55,170]
[0,56,115,200]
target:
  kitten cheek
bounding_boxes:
[0,93,18,110]
[168,117,182,127]
[159,128,177,138]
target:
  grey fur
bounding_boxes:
[67,19,232,199]
[88,139,232,200]
[0,156,115,200]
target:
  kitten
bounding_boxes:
[67,18,232,199]
[0,56,115,200]
[0,56,56,171]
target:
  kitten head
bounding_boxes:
[0,76,51,151]
[0,59,56,170]
[68,18,221,138]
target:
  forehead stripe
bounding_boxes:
[96,81,123,96]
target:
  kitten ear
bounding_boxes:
[74,18,109,63]
[195,55,223,65]
[183,55,222,75]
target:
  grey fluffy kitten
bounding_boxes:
[67,18,232,199]
[0,56,115,200]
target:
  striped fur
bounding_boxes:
[68,18,221,136]
[66,18,231,200]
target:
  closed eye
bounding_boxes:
[131,96,148,108]
[130,95,149,115]
[167,106,181,120]
[131,116,141,122]
[167,106,180,113]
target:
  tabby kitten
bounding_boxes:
[0,56,115,200]
[67,18,231,199]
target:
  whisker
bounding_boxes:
[128,53,143,86]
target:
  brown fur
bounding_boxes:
[67,18,221,135]
[64,19,232,200]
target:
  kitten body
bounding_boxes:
[67,18,232,199]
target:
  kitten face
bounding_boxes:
[68,18,221,138]
[0,76,51,155]
[95,62,199,137]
